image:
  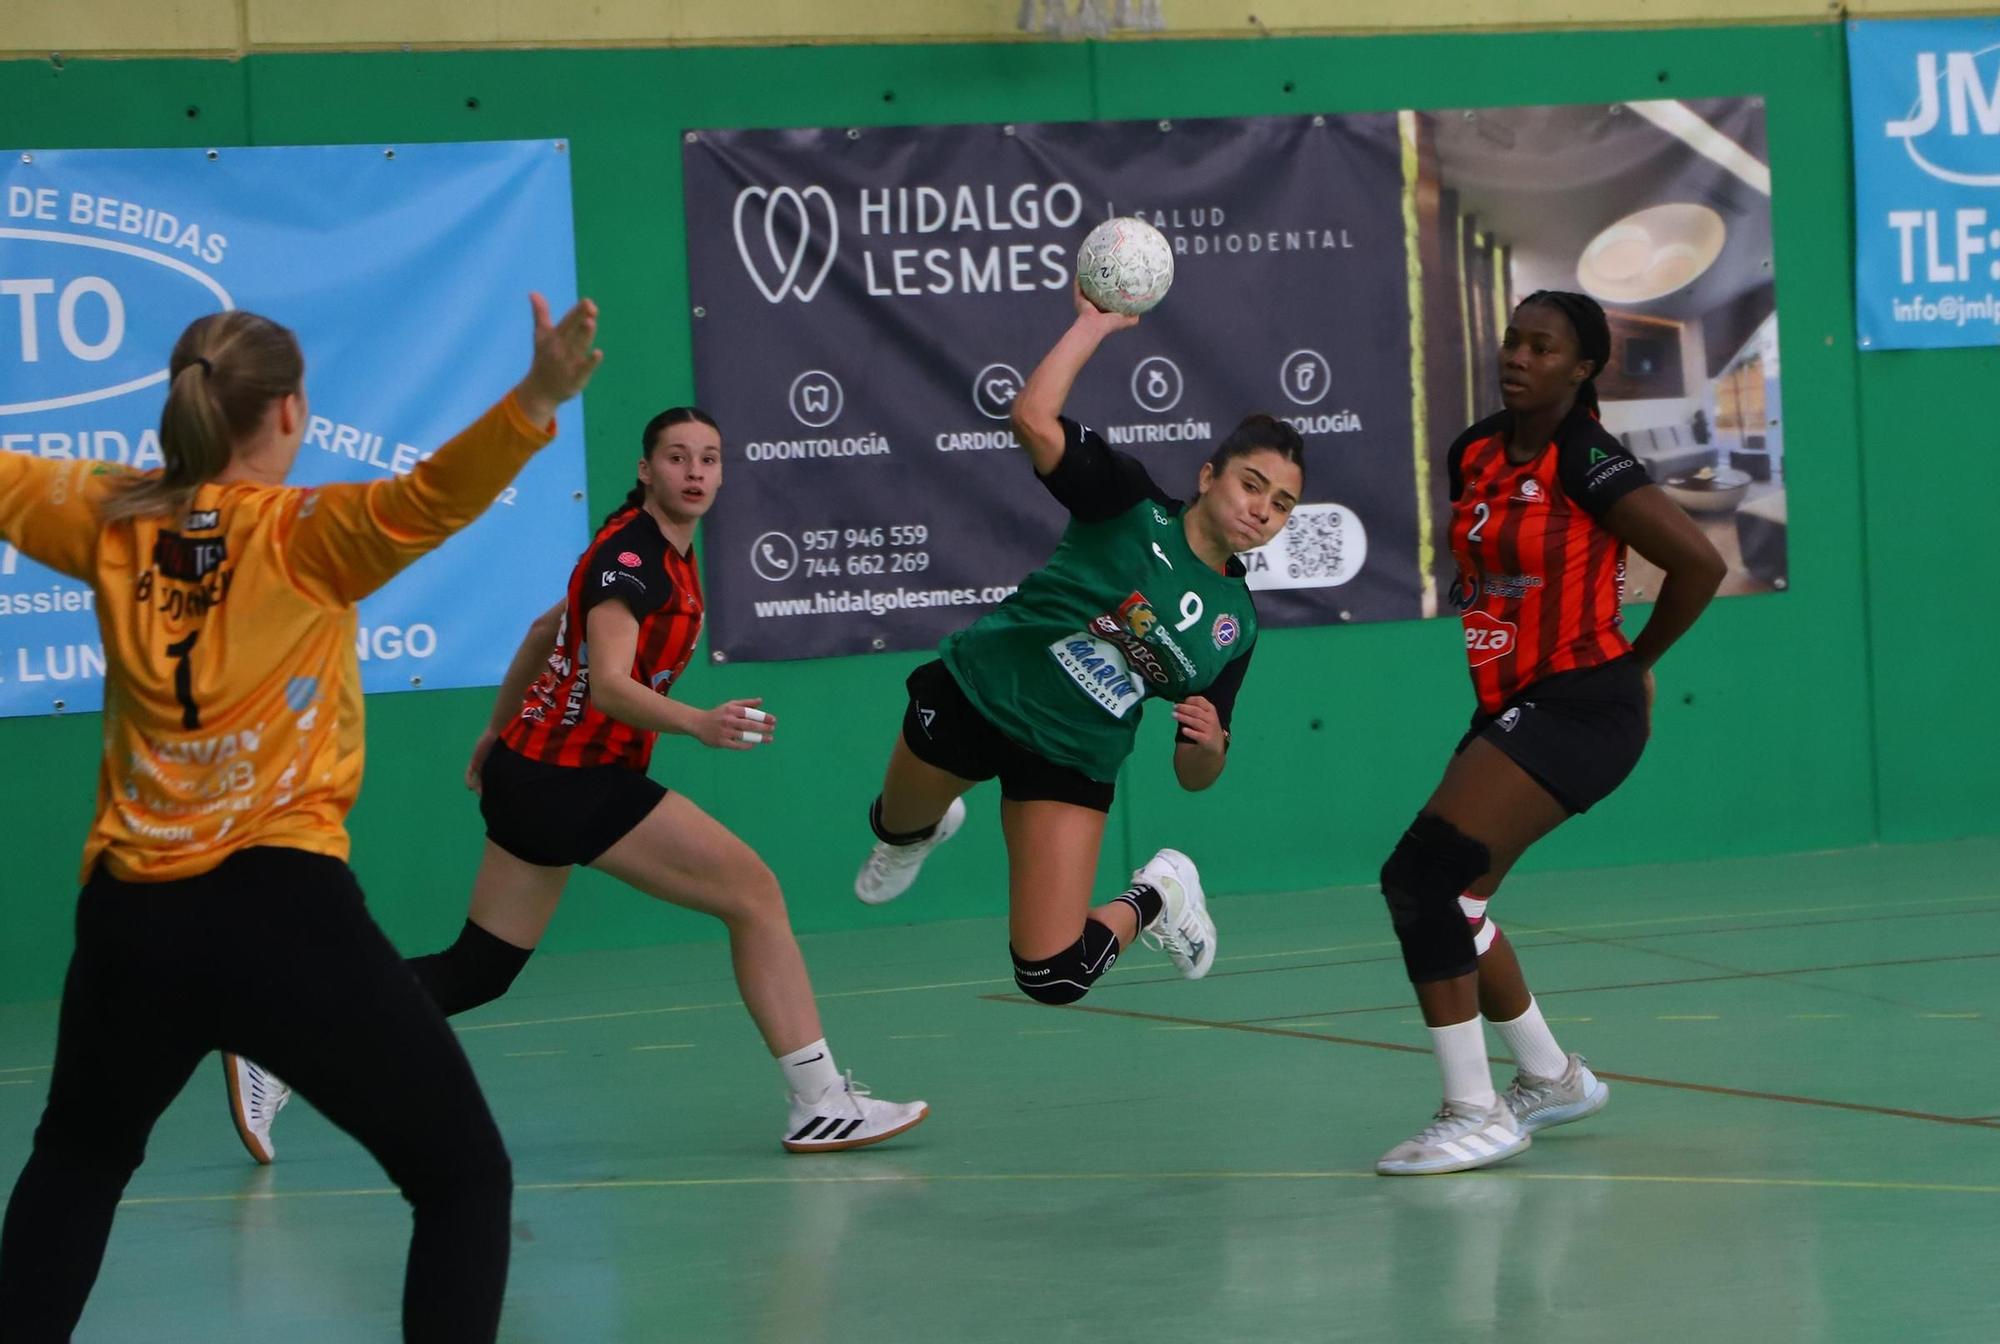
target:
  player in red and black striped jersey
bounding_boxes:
[499,480,708,772]
[250,409,926,1158]
[1375,291,1724,1176]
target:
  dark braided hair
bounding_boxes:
[1517,290,1611,416]
[603,405,721,526]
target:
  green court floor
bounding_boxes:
[1,838,1994,1342]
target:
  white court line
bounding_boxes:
[448,891,2000,1035]
[112,1166,2000,1209]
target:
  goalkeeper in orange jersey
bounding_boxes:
[0,293,602,1343]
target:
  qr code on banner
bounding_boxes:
[1242,502,1368,592]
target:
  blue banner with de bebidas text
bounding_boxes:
[1849,18,2000,349]
[0,141,588,718]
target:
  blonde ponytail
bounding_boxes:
[102,311,304,523]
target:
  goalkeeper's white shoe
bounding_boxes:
[225,1052,291,1165]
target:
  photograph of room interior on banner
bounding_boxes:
[1414,97,1784,610]
[683,97,1782,664]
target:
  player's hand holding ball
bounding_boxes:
[1075,216,1174,322]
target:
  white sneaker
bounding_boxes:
[225,1053,291,1165]
[854,797,965,905]
[1504,1053,1610,1133]
[1376,1098,1530,1176]
[783,1073,929,1153]
[1134,848,1216,979]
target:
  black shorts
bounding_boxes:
[902,659,1115,813]
[479,739,667,867]
[1456,655,1648,814]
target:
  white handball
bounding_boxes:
[1076,216,1175,316]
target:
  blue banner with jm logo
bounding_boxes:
[1849,18,2000,349]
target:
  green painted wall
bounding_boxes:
[0,24,1986,1003]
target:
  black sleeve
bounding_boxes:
[1177,644,1254,747]
[1557,422,1653,519]
[578,523,673,621]
[1039,416,1176,523]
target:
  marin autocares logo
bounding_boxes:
[3,170,233,421]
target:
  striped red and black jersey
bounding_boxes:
[501,506,704,770]
[1447,405,1651,715]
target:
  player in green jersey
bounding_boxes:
[853,286,1304,1006]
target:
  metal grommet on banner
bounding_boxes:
[846,128,861,140]
[410,676,423,687]
[711,650,728,664]
[1338,611,1352,623]
[1157,120,1173,132]
[205,149,219,161]
[384,148,397,160]
[1312,116,1325,127]
[555,141,567,153]
[18,152,30,164]
[870,637,886,651]
[693,306,706,318]
[684,132,698,144]
[1002,125,1017,137]
[52,699,65,712]
[571,490,584,501]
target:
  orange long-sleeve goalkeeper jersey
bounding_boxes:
[0,393,553,883]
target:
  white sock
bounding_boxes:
[1428,1017,1496,1111]
[778,1038,841,1101]
[1492,998,1569,1080]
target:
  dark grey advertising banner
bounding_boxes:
[682,114,1413,663]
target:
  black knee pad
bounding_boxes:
[1380,813,1491,983]
[406,920,534,1017]
[1011,919,1122,1005]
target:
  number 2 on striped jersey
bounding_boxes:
[1467,501,1491,544]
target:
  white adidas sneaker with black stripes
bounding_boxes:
[1376,1098,1530,1176]
[224,1052,291,1165]
[784,1073,928,1153]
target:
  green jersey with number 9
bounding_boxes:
[940,418,1258,783]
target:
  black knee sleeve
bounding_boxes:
[869,796,938,846]
[1380,813,1491,984]
[1011,919,1122,1005]
[407,920,534,1017]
